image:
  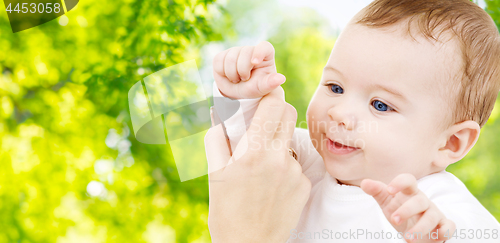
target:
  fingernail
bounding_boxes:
[279,75,286,84]
[387,186,395,194]
[393,215,400,224]
[273,76,281,85]
[252,58,259,64]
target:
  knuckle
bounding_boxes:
[236,60,249,77]
[213,51,224,64]
[416,194,429,207]
[213,57,224,74]
[224,54,237,67]
[224,47,239,63]
[262,40,275,52]
[428,212,440,224]
[266,95,286,109]
[403,173,416,183]
[241,45,253,55]
[264,86,284,103]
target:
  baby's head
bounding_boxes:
[306,0,500,186]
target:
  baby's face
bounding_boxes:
[306,22,461,186]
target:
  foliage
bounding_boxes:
[0,0,223,242]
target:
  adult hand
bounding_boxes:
[205,86,311,243]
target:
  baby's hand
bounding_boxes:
[361,174,456,243]
[212,41,286,99]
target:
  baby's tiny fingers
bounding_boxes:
[213,48,230,77]
[360,179,391,207]
[406,208,442,240]
[224,47,243,83]
[251,41,275,65]
[434,218,456,242]
[392,192,430,225]
[387,173,418,196]
[237,46,255,81]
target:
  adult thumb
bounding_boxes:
[257,73,286,96]
[205,124,232,179]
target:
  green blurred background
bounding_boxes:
[0,0,499,242]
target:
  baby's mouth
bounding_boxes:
[326,137,359,155]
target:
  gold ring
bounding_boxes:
[288,147,298,160]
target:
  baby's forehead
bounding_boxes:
[344,21,463,92]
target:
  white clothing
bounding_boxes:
[212,82,500,242]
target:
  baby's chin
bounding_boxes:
[321,156,365,187]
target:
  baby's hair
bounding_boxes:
[355,0,500,128]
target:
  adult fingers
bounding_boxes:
[205,124,233,180]
[224,46,244,83]
[237,46,255,81]
[387,173,419,196]
[251,41,275,65]
[247,86,286,145]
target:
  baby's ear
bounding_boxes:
[434,120,480,168]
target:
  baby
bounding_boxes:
[211,0,500,242]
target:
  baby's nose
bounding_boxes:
[327,104,357,131]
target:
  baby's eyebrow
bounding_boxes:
[370,83,407,102]
[323,65,407,102]
[323,66,346,79]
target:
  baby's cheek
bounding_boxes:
[305,104,316,123]
[365,129,407,158]
[306,105,322,130]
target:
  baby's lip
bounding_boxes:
[326,136,360,149]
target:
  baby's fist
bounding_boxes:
[212,41,286,99]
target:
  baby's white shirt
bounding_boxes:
[212,81,500,242]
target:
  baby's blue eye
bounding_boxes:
[372,100,391,112]
[330,84,344,94]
